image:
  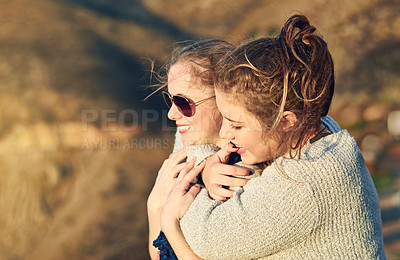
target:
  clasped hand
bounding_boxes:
[147,148,190,213]
[202,143,251,201]
[149,143,252,226]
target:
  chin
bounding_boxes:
[241,155,268,166]
[241,158,258,166]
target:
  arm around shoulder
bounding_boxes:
[180,171,319,259]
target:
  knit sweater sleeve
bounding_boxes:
[180,170,319,260]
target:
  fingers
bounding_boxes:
[177,157,196,182]
[214,143,238,163]
[186,184,201,198]
[159,148,187,174]
[219,174,249,187]
[211,163,251,177]
[179,160,206,190]
[158,148,188,180]
[168,148,188,166]
[209,184,234,200]
[226,142,240,152]
[208,191,228,201]
[168,162,188,179]
[161,182,201,224]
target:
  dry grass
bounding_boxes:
[0,134,172,260]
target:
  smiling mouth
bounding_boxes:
[177,125,191,134]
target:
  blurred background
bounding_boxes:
[0,0,399,259]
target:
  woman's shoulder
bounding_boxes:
[303,129,359,162]
[263,129,365,182]
[321,115,341,133]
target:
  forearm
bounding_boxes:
[180,178,318,259]
[163,221,202,260]
[147,203,162,259]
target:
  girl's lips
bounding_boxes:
[230,142,245,154]
[236,147,246,155]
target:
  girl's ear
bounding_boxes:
[281,111,298,131]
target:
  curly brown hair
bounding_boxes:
[216,14,335,160]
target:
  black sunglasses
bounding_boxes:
[162,91,215,117]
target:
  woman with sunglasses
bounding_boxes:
[147,39,255,260]
[159,15,386,259]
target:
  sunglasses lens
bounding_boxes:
[162,91,172,108]
[173,96,194,117]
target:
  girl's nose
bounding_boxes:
[167,104,183,121]
[219,119,234,140]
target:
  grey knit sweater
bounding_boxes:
[180,118,386,259]
[172,131,219,169]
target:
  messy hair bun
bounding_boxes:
[216,14,335,159]
[278,14,335,118]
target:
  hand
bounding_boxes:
[147,148,190,213]
[161,160,205,228]
[202,143,250,201]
